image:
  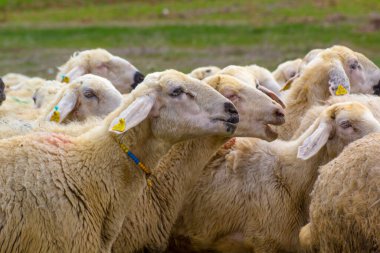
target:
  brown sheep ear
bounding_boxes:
[328,60,350,96]
[297,121,332,160]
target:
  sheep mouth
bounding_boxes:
[212,118,238,134]
[265,124,278,140]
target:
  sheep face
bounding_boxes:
[46,74,123,123]
[109,70,239,143]
[204,74,285,141]
[298,102,380,160]
[57,49,144,94]
[329,46,380,96]
[273,58,303,85]
[33,81,62,108]
[0,78,5,105]
[188,66,221,80]
[91,56,144,94]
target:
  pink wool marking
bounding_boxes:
[44,133,72,147]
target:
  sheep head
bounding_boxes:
[57,49,144,94]
[45,74,123,123]
[297,102,380,160]
[204,74,285,141]
[273,58,303,86]
[108,69,239,143]
[188,66,221,80]
[332,47,380,96]
[33,81,62,108]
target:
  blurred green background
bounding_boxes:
[0,0,379,78]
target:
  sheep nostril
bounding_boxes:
[224,102,238,115]
[275,109,285,118]
[373,81,380,96]
[134,72,145,84]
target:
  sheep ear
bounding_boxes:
[109,95,155,134]
[297,122,332,160]
[280,73,299,92]
[258,85,286,109]
[61,66,86,83]
[46,91,78,123]
[328,60,350,96]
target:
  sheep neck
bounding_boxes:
[274,121,330,212]
[112,135,230,252]
[279,68,331,140]
[72,120,173,251]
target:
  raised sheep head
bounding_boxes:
[204,74,285,141]
[57,49,144,94]
[109,69,239,143]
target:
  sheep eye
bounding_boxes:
[83,89,96,99]
[340,120,352,129]
[170,87,184,97]
[349,61,359,70]
[256,83,260,89]
[289,72,296,78]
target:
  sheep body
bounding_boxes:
[300,133,380,252]
[112,74,285,252]
[170,102,380,253]
[0,70,237,252]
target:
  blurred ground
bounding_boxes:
[0,0,379,78]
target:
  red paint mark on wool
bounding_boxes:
[223,137,236,150]
[44,133,72,147]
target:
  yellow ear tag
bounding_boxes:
[335,84,348,96]
[280,81,292,91]
[112,118,126,132]
[61,75,70,84]
[50,106,60,123]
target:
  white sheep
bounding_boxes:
[56,48,144,93]
[292,94,380,139]
[111,73,286,252]
[272,58,303,86]
[42,74,123,124]
[274,45,380,140]
[218,65,286,108]
[0,69,239,253]
[169,102,380,253]
[32,80,63,108]
[281,46,380,97]
[0,75,124,139]
[300,133,380,253]
[245,64,282,97]
[188,66,221,80]
[2,73,31,89]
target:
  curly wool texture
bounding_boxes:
[301,133,380,253]
[112,74,284,252]
[169,103,380,253]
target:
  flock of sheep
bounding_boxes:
[0,45,378,253]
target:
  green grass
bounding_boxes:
[0,0,379,78]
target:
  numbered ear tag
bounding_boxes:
[50,106,61,122]
[112,118,126,132]
[335,84,348,96]
[61,75,70,84]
